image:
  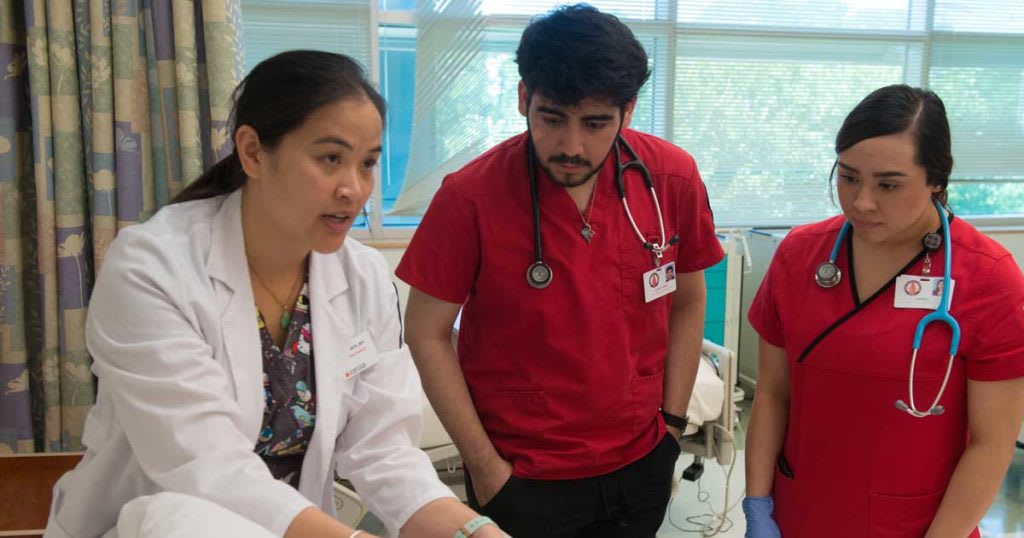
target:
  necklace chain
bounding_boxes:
[575,178,599,242]
[249,260,305,326]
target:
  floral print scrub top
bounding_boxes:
[254,282,317,488]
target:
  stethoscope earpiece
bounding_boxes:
[814,261,842,288]
[895,400,946,417]
[526,261,553,289]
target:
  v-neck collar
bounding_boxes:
[797,229,930,364]
[846,231,927,308]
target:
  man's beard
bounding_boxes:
[540,154,601,187]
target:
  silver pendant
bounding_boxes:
[580,224,594,243]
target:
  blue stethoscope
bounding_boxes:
[815,199,960,418]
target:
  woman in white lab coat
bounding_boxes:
[45,50,504,538]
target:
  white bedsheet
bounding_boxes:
[105,492,277,538]
[684,356,726,436]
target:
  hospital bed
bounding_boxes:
[333,338,739,531]
[678,339,739,481]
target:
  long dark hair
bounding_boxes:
[834,84,953,206]
[172,50,386,204]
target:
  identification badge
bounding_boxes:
[343,331,380,379]
[643,261,677,303]
[894,275,955,310]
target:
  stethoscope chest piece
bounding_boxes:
[815,261,842,288]
[527,261,553,289]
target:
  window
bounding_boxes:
[240,0,1024,234]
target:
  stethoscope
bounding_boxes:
[525,135,679,289]
[815,199,961,418]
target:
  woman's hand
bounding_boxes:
[742,496,781,538]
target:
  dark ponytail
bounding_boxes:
[172,150,245,203]
[171,50,386,204]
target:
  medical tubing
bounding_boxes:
[939,200,952,310]
[616,136,669,255]
[829,222,850,263]
[905,349,957,417]
[651,185,669,252]
[622,197,648,248]
[905,201,960,417]
[670,423,742,536]
[613,143,627,198]
[527,141,544,263]
[620,182,669,256]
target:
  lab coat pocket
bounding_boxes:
[868,489,944,538]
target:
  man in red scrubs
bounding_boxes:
[398,5,723,537]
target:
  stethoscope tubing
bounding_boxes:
[818,199,960,418]
[525,134,674,288]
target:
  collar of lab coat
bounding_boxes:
[203,190,352,498]
[204,189,351,300]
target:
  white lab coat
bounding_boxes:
[45,191,454,538]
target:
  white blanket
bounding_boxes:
[684,355,726,436]
[105,492,277,538]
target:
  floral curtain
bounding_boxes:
[0,0,243,454]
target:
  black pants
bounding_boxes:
[466,434,680,538]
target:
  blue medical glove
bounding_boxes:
[743,496,782,538]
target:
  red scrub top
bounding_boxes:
[748,215,1024,538]
[397,129,723,479]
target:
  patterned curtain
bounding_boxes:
[0,0,243,454]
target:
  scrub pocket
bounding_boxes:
[868,489,944,538]
[771,462,799,535]
[630,369,664,436]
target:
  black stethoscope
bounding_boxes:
[525,134,679,289]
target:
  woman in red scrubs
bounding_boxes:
[743,85,1024,537]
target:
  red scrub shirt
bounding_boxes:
[749,215,1024,538]
[397,129,723,479]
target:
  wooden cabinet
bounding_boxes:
[0,453,83,537]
